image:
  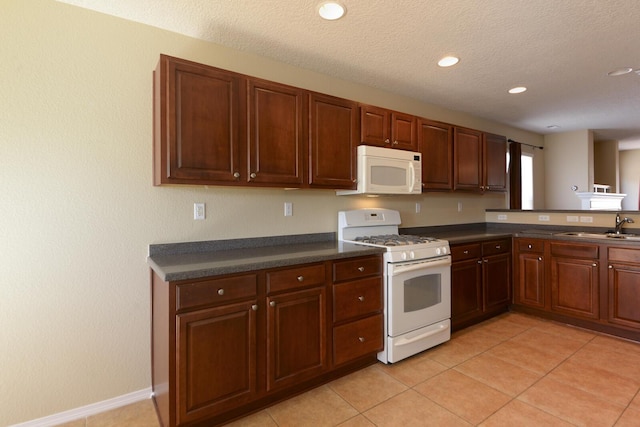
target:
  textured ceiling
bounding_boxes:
[57,0,640,149]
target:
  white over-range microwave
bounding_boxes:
[337,145,422,195]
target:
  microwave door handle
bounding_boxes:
[408,162,416,192]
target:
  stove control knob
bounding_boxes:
[436,247,442,255]
[410,251,415,259]
[401,252,407,260]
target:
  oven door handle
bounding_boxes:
[390,256,451,275]
[395,323,450,347]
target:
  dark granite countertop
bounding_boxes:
[148,233,384,282]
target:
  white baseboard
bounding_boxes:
[10,388,153,427]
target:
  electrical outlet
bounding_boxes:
[498,214,508,220]
[580,216,593,223]
[194,203,205,220]
[284,202,293,217]
[415,203,421,213]
[538,215,550,221]
[567,215,579,222]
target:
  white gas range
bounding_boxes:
[338,208,451,364]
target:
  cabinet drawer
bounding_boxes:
[451,243,481,262]
[332,256,382,282]
[517,239,544,253]
[608,247,640,264]
[267,263,326,294]
[482,239,511,256]
[550,242,598,259]
[333,314,383,366]
[176,274,257,311]
[333,277,383,323]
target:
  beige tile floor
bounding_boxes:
[57,312,640,426]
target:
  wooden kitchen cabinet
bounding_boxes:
[152,254,383,426]
[360,104,418,151]
[453,128,506,192]
[513,238,546,309]
[450,238,511,330]
[154,55,246,185]
[248,78,307,186]
[418,119,453,191]
[308,93,359,189]
[607,247,640,329]
[331,255,384,365]
[550,242,600,320]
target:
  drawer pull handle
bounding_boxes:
[270,301,276,307]
[528,244,533,249]
[217,288,225,296]
[358,266,365,272]
[463,250,469,254]
[251,304,258,311]
[358,337,365,342]
[358,296,364,302]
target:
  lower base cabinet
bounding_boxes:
[607,247,640,329]
[152,255,382,427]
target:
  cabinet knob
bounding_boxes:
[538,257,543,261]
[609,265,613,269]
[358,296,364,302]
[270,301,276,307]
[217,288,225,296]
[297,275,304,282]
[358,266,365,272]
[483,259,489,263]
[592,263,597,267]
[384,138,390,144]
[496,245,501,249]
[250,172,257,179]
[251,304,258,311]
[233,172,240,179]
[528,244,533,249]
[463,250,469,254]
[392,140,399,145]
[358,337,365,342]
[477,260,483,264]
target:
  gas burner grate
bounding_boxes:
[354,234,437,246]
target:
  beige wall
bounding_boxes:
[620,150,640,210]
[544,130,593,209]
[1,1,542,424]
[594,140,619,192]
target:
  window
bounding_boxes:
[521,153,534,209]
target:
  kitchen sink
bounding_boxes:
[554,231,640,241]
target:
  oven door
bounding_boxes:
[386,255,451,337]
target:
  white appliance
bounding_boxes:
[338,208,451,364]
[336,145,421,196]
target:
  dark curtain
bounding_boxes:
[509,141,522,209]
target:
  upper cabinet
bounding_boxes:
[360,105,418,151]
[453,127,506,192]
[308,93,358,189]
[154,55,246,185]
[248,78,306,186]
[153,55,506,193]
[418,119,453,191]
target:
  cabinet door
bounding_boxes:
[454,127,483,191]
[516,252,546,308]
[308,93,358,189]
[248,78,306,186]
[360,105,390,147]
[483,133,507,191]
[390,112,418,151]
[418,119,453,190]
[176,300,257,425]
[451,258,483,329]
[608,263,640,329]
[550,257,599,319]
[483,253,512,312]
[266,287,327,391]
[155,55,245,185]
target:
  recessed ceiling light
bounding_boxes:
[508,86,527,94]
[437,56,459,67]
[317,1,346,20]
[607,67,633,76]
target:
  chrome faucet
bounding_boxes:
[615,212,635,234]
